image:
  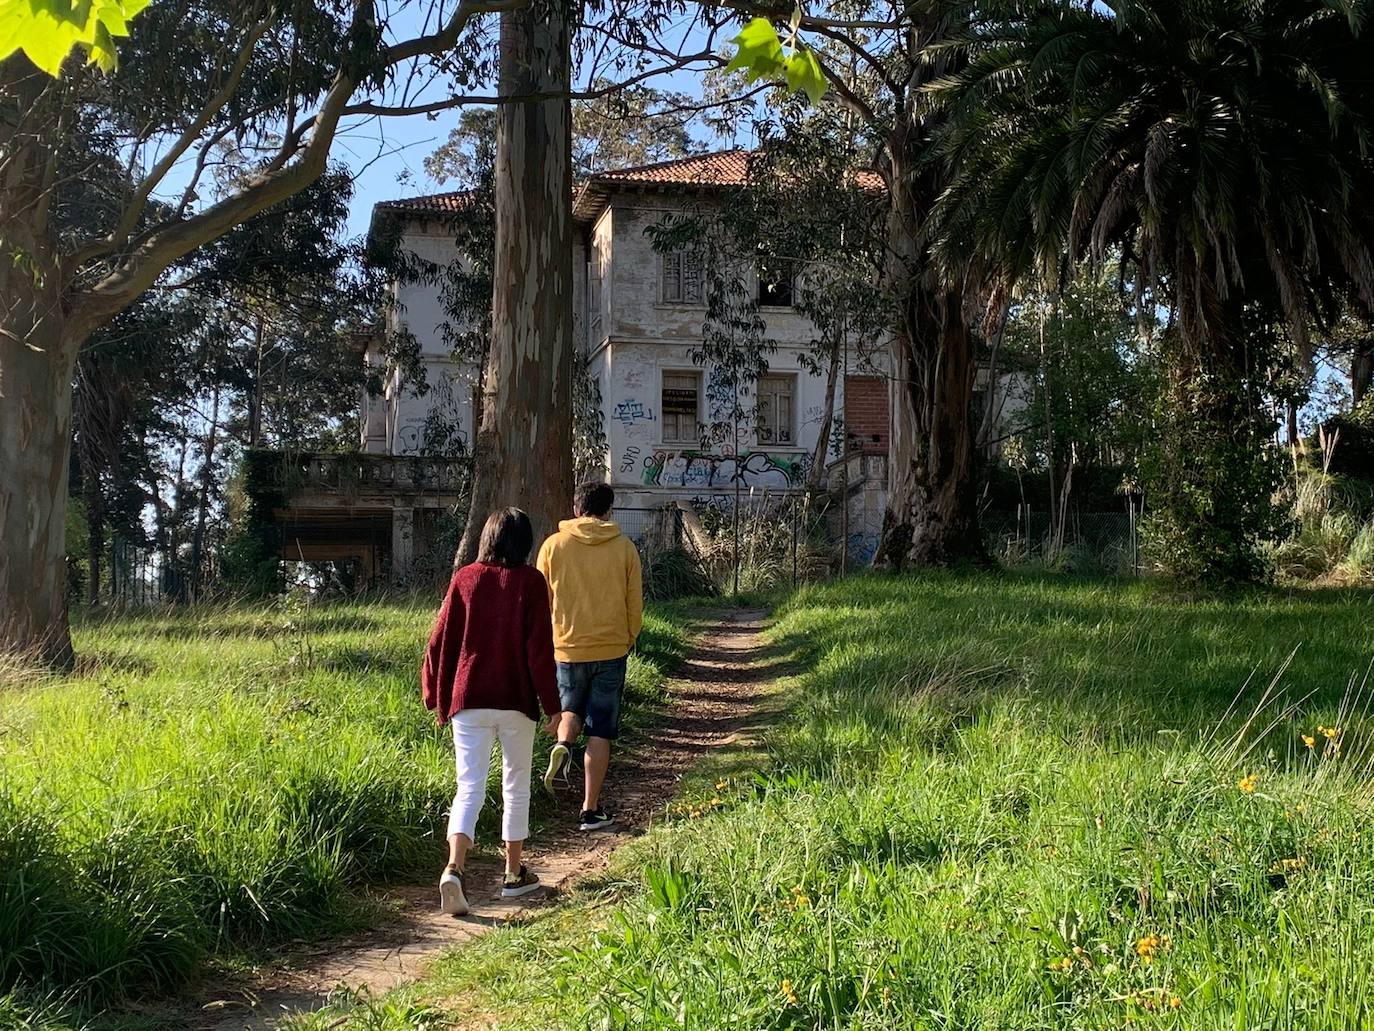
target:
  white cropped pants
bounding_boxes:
[448,708,536,843]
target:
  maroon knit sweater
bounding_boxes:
[421,562,560,724]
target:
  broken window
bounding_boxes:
[756,256,796,308]
[661,371,701,444]
[756,374,795,445]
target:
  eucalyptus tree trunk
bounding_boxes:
[189,385,222,600]
[456,0,575,563]
[875,131,986,570]
[0,300,80,666]
[0,60,79,665]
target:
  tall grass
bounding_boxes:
[1269,469,1374,583]
[0,595,686,1021]
[382,572,1374,1030]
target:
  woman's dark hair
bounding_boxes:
[475,507,534,567]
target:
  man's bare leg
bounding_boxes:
[559,712,583,742]
[583,736,610,812]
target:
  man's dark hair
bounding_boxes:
[475,507,534,567]
[573,481,615,518]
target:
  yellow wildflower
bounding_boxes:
[1319,725,1341,740]
[1302,734,1316,749]
[1135,934,1169,963]
[1048,956,1074,973]
[1170,996,1183,1010]
[1237,773,1259,793]
[715,779,729,790]
[781,979,799,1005]
[1268,856,1307,875]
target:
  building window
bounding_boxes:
[757,256,795,307]
[661,248,704,304]
[756,374,795,445]
[661,371,701,444]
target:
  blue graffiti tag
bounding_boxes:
[613,399,655,425]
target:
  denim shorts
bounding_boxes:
[556,656,628,740]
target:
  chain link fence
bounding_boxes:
[983,509,1142,573]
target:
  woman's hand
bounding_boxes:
[545,713,562,739]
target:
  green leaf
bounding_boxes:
[0,0,152,77]
[725,17,787,83]
[726,15,827,105]
[783,48,827,104]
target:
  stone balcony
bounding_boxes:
[249,450,466,504]
[244,449,468,586]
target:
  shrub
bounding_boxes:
[1320,395,1374,483]
[1141,340,1287,584]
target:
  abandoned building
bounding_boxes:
[262,150,1021,581]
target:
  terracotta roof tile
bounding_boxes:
[590,150,885,191]
[370,152,886,232]
[593,149,754,186]
[374,189,482,216]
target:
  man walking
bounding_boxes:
[536,482,643,830]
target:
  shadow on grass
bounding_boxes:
[761,568,1374,780]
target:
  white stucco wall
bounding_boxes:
[379,228,480,456]
[602,198,819,348]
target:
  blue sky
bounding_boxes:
[315,8,723,240]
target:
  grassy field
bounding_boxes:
[342,572,1374,1030]
[0,594,688,1024]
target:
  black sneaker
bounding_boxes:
[543,742,571,795]
[579,807,614,831]
[501,865,542,898]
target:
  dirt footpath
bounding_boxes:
[188,608,776,1030]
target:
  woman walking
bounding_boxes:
[422,508,562,915]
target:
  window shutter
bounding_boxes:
[683,250,703,304]
[662,251,682,303]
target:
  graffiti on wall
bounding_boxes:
[619,445,642,475]
[613,399,655,426]
[641,450,811,490]
[846,532,879,566]
[397,422,469,456]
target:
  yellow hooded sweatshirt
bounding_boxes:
[536,517,644,663]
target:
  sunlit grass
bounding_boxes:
[0,594,687,1024]
[375,571,1374,1030]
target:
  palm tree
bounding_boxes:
[931,0,1374,580]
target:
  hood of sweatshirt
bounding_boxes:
[558,516,623,545]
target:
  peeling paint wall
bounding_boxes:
[384,229,480,456]
[603,340,843,510]
[604,198,819,348]
[593,196,852,510]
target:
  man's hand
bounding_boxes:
[545,713,563,738]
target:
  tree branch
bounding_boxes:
[68,10,274,276]
[71,0,512,334]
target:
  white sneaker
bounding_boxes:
[439,866,469,915]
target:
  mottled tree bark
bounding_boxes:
[0,61,77,664]
[1352,337,1374,406]
[875,131,987,570]
[456,0,575,562]
[0,312,80,665]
